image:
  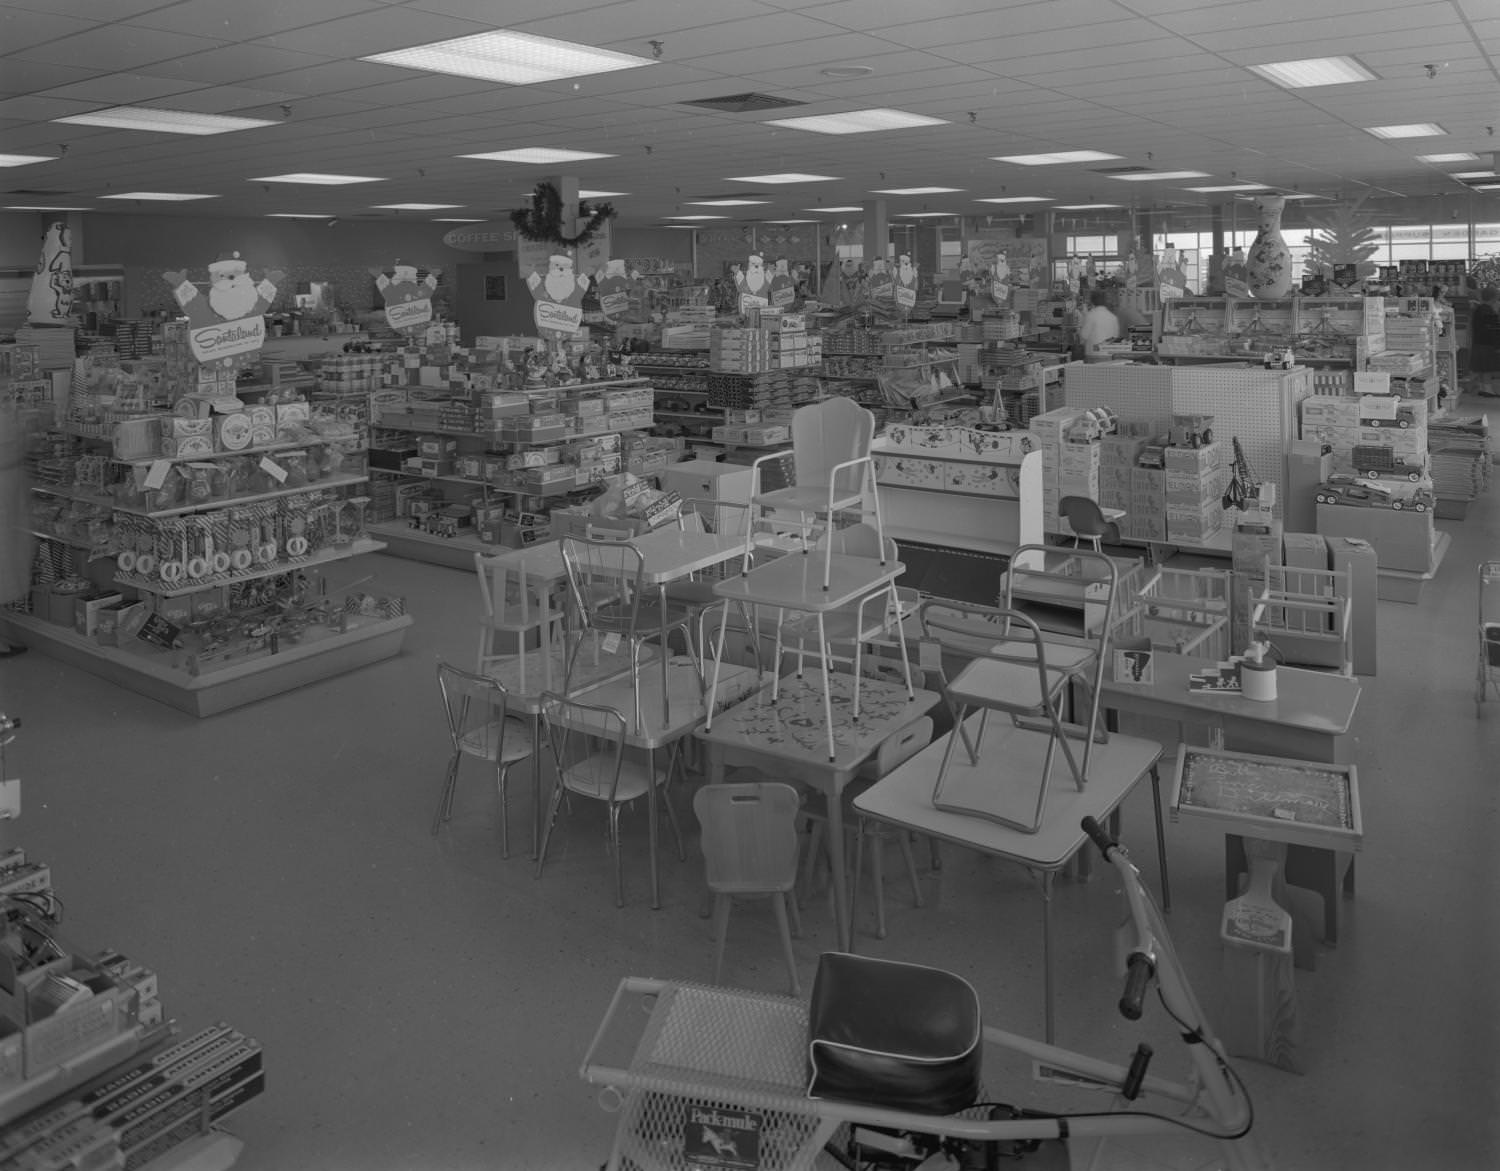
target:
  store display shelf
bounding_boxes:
[880,519,1018,558]
[0,1020,170,1128]
[115,437,354,467]
[1154,352,1357,365]
[0,608,413,717]
[28,528,102,551]
[650,387,710,397]
[375,421,650,447]
[653,410,722,421]
[116,538,387,597]
[367,519,502,568]
[1376,529,1451,604]
[370,468,576,498]
[875,480,1020,502]
[117,473,370,519]
[31,483,115,505]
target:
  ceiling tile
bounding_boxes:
[694,32,927,79]
[129,0,384,41]
[517,0,787,42]
[868,0,1133,49]
[146,43,335,85]
[16,24,229,70]
[795,0,1004,33]
[38,74,204,106]
[245,5,493,56]
[0,5,102,53]
[0,59,106,96]
[249,59,406,96]
[403,0,617,20]
[154,84,304,113]
[2,0,178,17]
[0,94,111,121]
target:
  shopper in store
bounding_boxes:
[1078,288,1122,363]
[0,398,32,656]
[1469,285,1500,397]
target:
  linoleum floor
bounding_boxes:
[1,486,1496,1170]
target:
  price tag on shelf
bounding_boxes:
[143,460,171,491]
[601,632,622,655]
[260,456,288,483]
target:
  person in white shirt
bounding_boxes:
[1078,289,1121,362]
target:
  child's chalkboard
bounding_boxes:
[1171,746,1361,851]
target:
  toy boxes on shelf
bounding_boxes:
[1028,405,1117,532]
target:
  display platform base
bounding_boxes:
[1376,529,1450,604]
[1435,497,1471,520]
[368,520,509,569]
[0,610,412,717]
[145,1129,244,1171]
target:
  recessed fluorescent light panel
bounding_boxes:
[100,192,218,201]
[895,211,957,218]
[254,173,383,185]
[1185,184,1269,192]
[664,214,726,220]
[724,173,839,184]
[872,186,961,195]
[686,199,770,207]
[993,150,1121,166]
[461,148,613,164]
[372,203,463,210]
[54,107,275,135]
[974,196,1051,204]
[0,153,57,167]
[1247,56,1376,88]
[764,219,815,224]
[362,30,655,85]
[578,190,626,198]
[1365,124,1445,139]
[433,217,485,222]
[1450,171,1497,179]
[5,205,87,211]
[1053,203,1122,210]
[1111,171,1211,182]
[1472,184,1500,191]
[803,205,863,212]
[764,108,947,134]
[267,213,332,219]
[1416,153,1478,164]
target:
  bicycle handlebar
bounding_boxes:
[1082,816,1158,1023]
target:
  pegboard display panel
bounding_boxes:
[1061,363,1172,425]
[1166,366,1310,521]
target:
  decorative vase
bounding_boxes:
[1245,196,1293,299]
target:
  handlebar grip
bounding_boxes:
[1119,952,1153,1021]
[1081,816,1115,859]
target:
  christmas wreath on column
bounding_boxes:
[510,182,616,248]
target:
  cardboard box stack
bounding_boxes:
[1028,406,1088,533]
[1163,441,1224,545]
[1298,371,1431,496]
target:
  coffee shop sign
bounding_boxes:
[442,222,517,253]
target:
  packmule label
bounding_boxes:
[189,315,265,363]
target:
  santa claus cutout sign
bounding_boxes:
[894,254,918,311]
[527,252,589,342]
[594,258,639,321]
[372,261,439,332]
[733,253,771,313]
[163,252,284,370]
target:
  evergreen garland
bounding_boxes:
[510,182,616,249]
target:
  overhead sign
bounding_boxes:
[442,222,517,253]
[535,301,584,334]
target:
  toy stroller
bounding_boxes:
[1478,562,1500,717]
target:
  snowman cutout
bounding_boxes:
[27,221,73,326]
[734,253,771,313]
[894,253,918,311]
[768,258,796,308]
[527,252,590,343]
[373,262,439,332]
[594,258,638,320]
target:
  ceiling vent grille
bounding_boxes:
[681,93,807,113]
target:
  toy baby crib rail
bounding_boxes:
[1249,558,1353,675]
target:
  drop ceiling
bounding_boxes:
[1,0,1498,226]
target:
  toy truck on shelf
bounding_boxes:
[1315,473,1432,512]
[1353,445,1424,481]
[1358,398,1419,428]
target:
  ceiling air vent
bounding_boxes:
[1091,165,1152,175]
[681,93,807,114]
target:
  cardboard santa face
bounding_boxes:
[377,261,437,330]
[26,221,73,327]
[528,252,587,338]
[209,255,259,320]
[162,251,281,369]
[736,254,769,313]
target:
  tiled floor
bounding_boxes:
[1,478,1497,1170]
